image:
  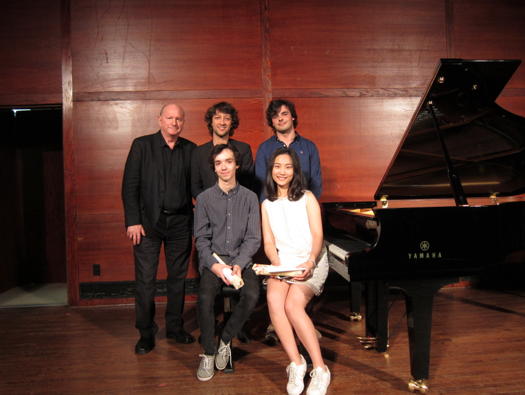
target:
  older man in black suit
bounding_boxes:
[122,103,196,354]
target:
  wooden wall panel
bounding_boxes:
[498,96,525,118]
[71,0,262,93]
[267,0,449,201]
[73,99,266,218]
[3,0,523,303]
[268,0,525,203]
[452,0,525,88]
[0,0,62,105]
[73,98,266,283]
[291,97,420,202]
[269,0,447,90]
[66,0,525,303]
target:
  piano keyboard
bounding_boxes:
[326,241,350,281]
[325,236,370,282]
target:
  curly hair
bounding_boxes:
[265,99,298,131]
[204,102,239,136]
[265,147,305,202]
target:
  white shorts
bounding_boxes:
[276,248,329,296]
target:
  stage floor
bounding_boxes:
[1,282,524,394]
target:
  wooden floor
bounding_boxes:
[1,281,525,394]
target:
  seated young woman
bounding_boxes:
[260,147,330,395]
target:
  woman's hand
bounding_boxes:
[292,259,315,281]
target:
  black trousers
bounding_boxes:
[133,213,192,337]
[198,266,260,355]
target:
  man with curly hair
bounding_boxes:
[191,101,254,198]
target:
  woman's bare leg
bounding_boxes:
[266,278,302,365]
[285,284,325,368]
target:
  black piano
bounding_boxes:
[323,59,525,393]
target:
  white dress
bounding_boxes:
[262,193,328,295]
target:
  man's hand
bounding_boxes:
[211,263,232,285]
[127,224,145,245]
[232,265,242,278]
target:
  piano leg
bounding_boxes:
[359,280,388,351]
[349,281,363,321]
[394,277,458,393]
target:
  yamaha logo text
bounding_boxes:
[408,241,443,260]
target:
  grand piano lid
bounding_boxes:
[375,58,525,201]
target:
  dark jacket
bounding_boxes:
[190,139,254,198]
[122,131,195,232]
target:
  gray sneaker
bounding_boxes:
[215,339,231,370]
[197,354,215,381]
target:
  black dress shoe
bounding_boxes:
[262,330,279,346]
[166,329,195,344]
[135,336,155,354]
[237,329,251,344]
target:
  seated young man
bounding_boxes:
[194,143,261,382]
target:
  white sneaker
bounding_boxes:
[215,339,231,370]
[286,355,307,395]
[306,366,331,395]
[197,354,215,381]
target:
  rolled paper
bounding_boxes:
[215,253,244,289]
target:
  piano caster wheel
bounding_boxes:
[349,312,362,321]
[408,379,429,394]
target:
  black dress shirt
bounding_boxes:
[160,135,192,213]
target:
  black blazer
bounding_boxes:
[122,131,196,231]
[190,139,254,198]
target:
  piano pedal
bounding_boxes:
[357,336,376,342]
[357,336,377,349]
[408,379,429,394]
[349,312,362,321]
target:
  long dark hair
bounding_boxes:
[265,147,305,202]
